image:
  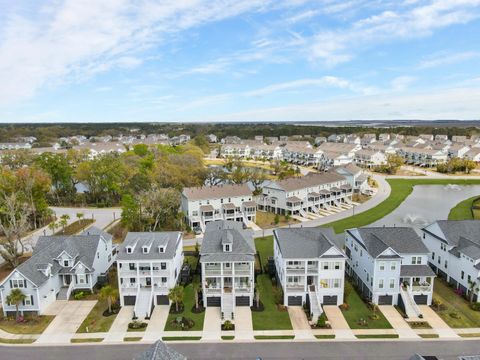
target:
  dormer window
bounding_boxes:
[159,246,165,253]
[126,247,133,254]
[63,260,69,267]
[224,244,231,252]
[142,246,149,254]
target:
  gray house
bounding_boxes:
[200,220,255,321]
[0,227,115,316]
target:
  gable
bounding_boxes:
[322,246,345,258]
[377,247,400,258]
[0,269,37,288]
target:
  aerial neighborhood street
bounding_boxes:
[1,127,480,360]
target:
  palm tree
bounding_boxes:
[48,221,58,234]
[168,285,184,312]
[6,289,26,321]
[76,212,85,231]
[468,279,479,303]
[59,214,70,232]
[99,285,119,314]
[192,278,200,310]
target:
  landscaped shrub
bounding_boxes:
[74,291,86,300]
[470,302,480,311]
[316,313,330,328]
[339,303,349,311]
[169,316,194,330]
[128,320,147,330]
[449,311,461,319]
[222,320,234,331]
[271,286,283,305]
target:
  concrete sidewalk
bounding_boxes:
[378,306,419,339]
[288,306,315,340]
[323,306,355,339]
[104,306,134,342]
[418,305,459,339]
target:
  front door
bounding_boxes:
[224,277,232,292]
[146,277,152,287]
[307,276,314,285]
[64,275,71,285]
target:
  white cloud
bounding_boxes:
[390,76,416,91]
[418,51,480,69]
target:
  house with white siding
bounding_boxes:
[421,220,480,302]
[273,227,345,322]
[0,227,115,316]
[345,227,435,318]
[354,149,387,168]
[116,232,183,319]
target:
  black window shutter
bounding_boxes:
[31,295,34,306]
[22,299,25,305]
[86,275,89,284]
[9,280,12,288]
[24,279,27,288]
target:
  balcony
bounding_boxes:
[205,286,222,294]
[411,283,432,292]
[286,266,305,274]
[235,286,252,293]
[119,268,137,276]
[286,283,305,291]
[204,265,222,275]
[306,266,318,273]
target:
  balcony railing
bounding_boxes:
[286,284,305,291]
[411,284,432,292]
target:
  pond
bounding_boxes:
[371,184,480,228]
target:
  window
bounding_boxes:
[444,260,448,269]
[160,262,167,270]
[438,256,441,265]
[379,262,385,271]
[461,271,465,280]
[366,273,369,282]
[468,275,472,282]
[130,278,136,284]
[10,279,26,289]
[23,296,33,306]
[360,250,363,256]
[142,247,148,254]
[108,254,111,262]
[127,247,132,254]
[225,244,230,252]
[159,247,165,253]
[333,279,340,288]
[441,243,446,251]
[77,275,86,284]
[161,277,167,283]
[63,260,69,266]
[334,262,341,270]
[378,279,384,289]
[389,279,395,289]
[390,262,396,271]
[323,262,329,270]
[411,257,421,265]
[432,252,435,260]
[129,263,136,270]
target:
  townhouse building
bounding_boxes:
[200,220,256,321]
[334,163,369,193]
[117,232,183,319]
[345,227,435,318]
[0,227,115,316]
[465,148,480,162]
[273,227,346,322]
[257,171,352,218]
[421,220,480,302]
[281,141,324,166]
[354,149,387,168]
[398,147,448,167]
[182,183,256,232]
[448,144,471,158]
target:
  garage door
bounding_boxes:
[236,296,250,306]
[207,297,221,307]
[377,295,393,305]
[323,295,338,305]
[288,296,302,306]
[124,296,136,306]
[156,295,169,305]
[413,295,428,305]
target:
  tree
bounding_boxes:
[247,168,267,195]
[120,194,142,231]
[35,153,76,204]
[205,167,227,186]
[48,221,58,234]
[99,285,119,314]
[59,214,70,232]
[138,187,181,231]
[386,154,404,174]
[168,285,184,312]
[468,279,479,303]
[6,288,26,321]
[192,277,200,311]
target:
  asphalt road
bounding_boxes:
[2,340,480,360]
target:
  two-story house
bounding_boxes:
[422,220,480,302]
[200,220,255,321]
[273,227,346,322]
[0,227,115,316]
[345,227,435,318]
[116,232,183,319]
[181,183,256,232]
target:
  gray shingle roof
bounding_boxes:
[14,232,107,287]
[200,220,255,262]
[182,183,252,200]
[267,172,345,192]
[434,220,480,247]
[274,227,345,259]
[400,265,436,277]
[349,227,429,258]
[133,340,187,360]
[117,232,181,261]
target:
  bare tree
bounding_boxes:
[0,192,30,267]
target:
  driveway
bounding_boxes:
[203,307,221,341]
[287,306,314,340]
[418,305,459,339]
[36,300,96,344]
[104,306,134,342]
[234,307,253,340]
[143,305,170,341]
[323,305,355,339]
[378,305,419,339]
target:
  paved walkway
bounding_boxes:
[104,306,134,342]
[202,307,221,341]
[37,300,96,344]
[323,306,355,339]
[418,305,459,339]
[378,306,419,339]
[235,307,254,340]
[288,306,315,340]
[143,305,170,341]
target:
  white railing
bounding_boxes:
[66,281,75,300]
[400,285,422,318]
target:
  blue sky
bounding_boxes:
[0,0,480,123]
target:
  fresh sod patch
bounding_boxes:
[76,299,118,333]
[0,338,36,344]
[433,279,480,328]
[341,281,392,329]
[254,335,295,340]
[407,321,432,329]
[459,333,480,338]
[356,334,399,339]
[0,315,54,334]
[124,337,142,342]
[164,283,205,331]
[70,338,104,343]
[255,211,298,229]
[161,336,202,341]
[251,275,292,331]
[315,335,335,339]
[448,195,480,220]
[419,334,439,339]
[324,178,480,233]
[221,336,235,340]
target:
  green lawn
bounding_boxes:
[433,279,480,328]
[341,281,392,329]
[254,236,273,266]
[0,315,54,334]
[76,299,118,333]
[255,211,298,229]
[324,178,480,234]
[0,338,36,344]
[70,338,104,343]
[356,334,398,339]
[448,195,480,220]
[124,337,142,342]
[251,274,292,330]
[164,283,205,331]
[254,335,295,340]
[162,336,202,341]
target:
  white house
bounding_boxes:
[334,163,369,193]
[345,227,435,318]
[273,227,345,322]
[200,220,255,321]
[421,220,480,302]
[0,227,115,316]
[465,148,480,162]
[116,232,184,319]
[181,183,256,232]
[354,149,387,168]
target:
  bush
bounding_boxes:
[471,302,480,311]
[169,316,194,330]
[339,303,349,311]
[316,313,329,328]
[449,311,461,319]
[74,291,86,300]
[274,214,280,225]
[128,320,147,330]
[271,286,283,305]
[222,320,234,330]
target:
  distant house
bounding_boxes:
[334,163,369,193]
[452,135,467,143]
[448,144,470,158]
[274,227,345,321]
[0,227,115,316]
[434,134,448,141]
[207,134,218,143]
[200,220,255,320]
[465,148,480,162]
[116,232,184,319]
[354,149,387,168]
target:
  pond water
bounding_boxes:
[371,184,480,228]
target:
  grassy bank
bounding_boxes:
[448,195,480,220]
